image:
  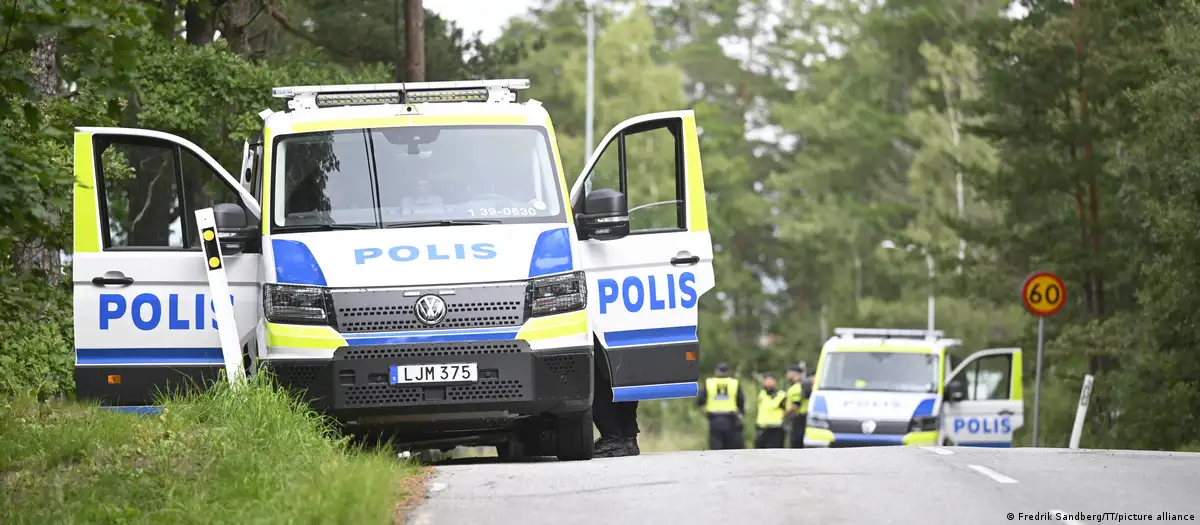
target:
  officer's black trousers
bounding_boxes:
[789,416,806,449]
[754,426,786,449]
[593,355,639,439]
[707,414,744,450]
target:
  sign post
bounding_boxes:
[195,208,245,387]
[1021,271,1067,447]
[1069,374,1094,449]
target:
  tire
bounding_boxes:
[496,438,524,459]
[554,409,594,461]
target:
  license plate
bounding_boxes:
[389,363,478,385]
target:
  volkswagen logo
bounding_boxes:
[414,294,447,326]
[861,420,877,435]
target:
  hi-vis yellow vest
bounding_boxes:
[705,377,739,414]
[787,382,809,414]
[757,389,787,427]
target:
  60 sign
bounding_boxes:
[1021,271,1067,317]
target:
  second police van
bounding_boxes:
[71,79,715,461]
[804,328,1025,448]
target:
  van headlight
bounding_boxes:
[263,284,333,325]
[526,271,586,317]
[807,413,830,429]
[909,415,940,432]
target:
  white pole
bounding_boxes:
[926,253,935,332]
[195,208,245,387]
[584,2,595,164]
[1069,374,1094,449]
[1032,317,1045,447]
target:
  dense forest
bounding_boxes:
[2,0,1198,453]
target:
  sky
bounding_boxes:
[425,0,538,43]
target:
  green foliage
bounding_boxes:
[1,379,417,524]
[0,285,74,400]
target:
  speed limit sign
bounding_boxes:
[1022,270,1066,449]
[1021,271,1067,317]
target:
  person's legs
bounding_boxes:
[767,427,785,448]
[753,427,767,449]
[789,417,806,449]
[708,419,723,450]
[731,419,746,449]
[615,400,640,455]
[592,360,623,453]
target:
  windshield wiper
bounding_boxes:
[273,224,376,233]
[385,219,502,229]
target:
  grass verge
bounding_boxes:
[1,378,420,525]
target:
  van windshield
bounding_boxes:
[819,351,939,393]
[271,125,564,230]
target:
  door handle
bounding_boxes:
[92,274,134,287]
[998,409,1014,416]
[670,255,700,266]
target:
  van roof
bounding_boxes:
[822,327,961,353]
[259,79,552,136]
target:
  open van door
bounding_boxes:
[72,127,263,407]
[940,348,1024,447]
[569,111,714,402]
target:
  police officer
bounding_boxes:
[696,362,745,450]
[785,363,812,448]
[754,374,787,448]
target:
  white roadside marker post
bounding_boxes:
[1068,374,1094,449]
[195,208,246,387]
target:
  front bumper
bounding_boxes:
[804,427,938,448]
[264,339,593,429]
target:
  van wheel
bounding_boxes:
[496,438,524,459]
[555,409,594,461]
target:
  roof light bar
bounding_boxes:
[833,327,945,340]
[272,79,531,111]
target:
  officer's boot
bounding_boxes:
[594,435,625,456]
[626,437,640,456]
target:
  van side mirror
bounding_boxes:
[576,189,629,241]
[945,379,967,403]
[212,203,259,254]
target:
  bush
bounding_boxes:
[0,377,418,525]
[0,282,74,400]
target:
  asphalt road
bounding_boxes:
[407,447,1200,525]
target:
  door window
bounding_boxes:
[98,138,185,249]
[578,119,686,234]
[962,354,1012,401]
[95,136,250,251]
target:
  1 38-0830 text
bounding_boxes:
[466,207,539,217]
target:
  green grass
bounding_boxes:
[0,378,420,525]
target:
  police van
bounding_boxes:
[72,79,714,461]
[804,328,1024,448]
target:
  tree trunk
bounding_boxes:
[185,1,218,46]
[12,35,64,282]
[404,0,425,82]
[153,0,181,40]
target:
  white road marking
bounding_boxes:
[926,447,954,455]
[430,482,448,492]
[967,464,1019,484]
[1050,509,1082,525]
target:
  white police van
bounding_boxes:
[71,79,715,460]
[804,328,1024,448]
